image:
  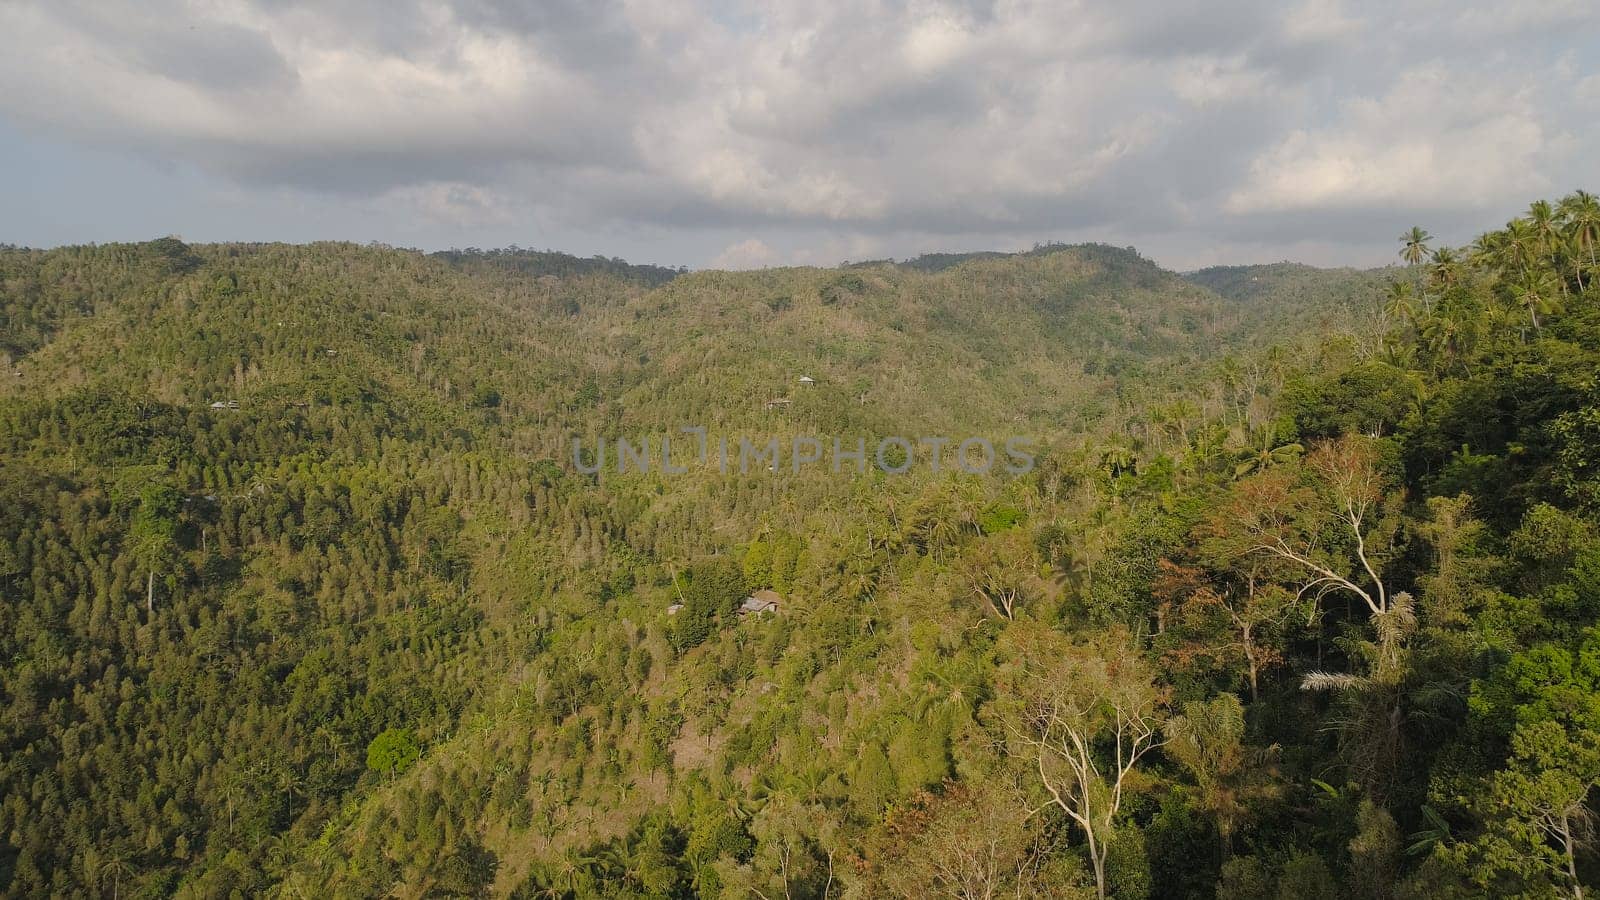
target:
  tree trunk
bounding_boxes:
[1562,814,1583,900]
[147,570,155,615]
[1090,838,1107,900]
[1240,620,1260,701]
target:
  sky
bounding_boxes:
[1,0,1596,271]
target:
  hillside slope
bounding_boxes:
[0,236,1414,897]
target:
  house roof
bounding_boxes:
[740,589,781,613]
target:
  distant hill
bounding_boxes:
[0,240,1354,445]
[1183,261,1400,342]
[1184,260,1396,307]
[431,247,685,288]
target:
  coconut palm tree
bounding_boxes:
[1512,268,1562,330]
[1529,200,1571,301]
[1529,201,1561,256]
[100,852,134,900]
[1302,592,1418,793]
[1559,189,1600,291]
[1384,281,1418,328]
[1471,229,1508,270]
[1502,218,1539,274]
[1233,438,1305,479]
[1428,246,1463,291]
[1423,316,1473,374]
[1399,226,1432,266]
[1381,337,1419,369]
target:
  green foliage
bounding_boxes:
[979,500,1025,534]
[1105,827,1152,899]
[668,556,748,652]
[1217,855,1275,900]
[2,192,1598,897]
[1276,851,1337,900]
[366,728,421,778]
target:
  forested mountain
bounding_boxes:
[1,192,1598,899]
[1184,261,1391,306]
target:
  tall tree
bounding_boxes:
[999,624,1166,899]
[1559,190,1599,290]
[1401,227,1433,267]
[1204,435,1399,619]
[1469,721,1599,900]
[1164,693,1278,856]
[129,483,180,615]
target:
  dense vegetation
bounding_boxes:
[0,190,1597,898]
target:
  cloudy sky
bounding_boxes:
[1,0,1595,270]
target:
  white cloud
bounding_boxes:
[0,0,1595,266]
[709,238,779,270]
[1224,65,1563,215]
[1282,0,1362,43]
[381,181,515,228]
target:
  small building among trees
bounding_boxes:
[739,589,781,616]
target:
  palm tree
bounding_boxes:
[1399,226,1432,266]
[1502,218,1539,274]
[1234,426,1305,479]
[1384,281,1418,328]
[1471,229,1508,270]
[1527,201,1569,302]
[1099,444,1137,479]
[1381,337,1419,369]
[100,852,134,900]
[1422,316,1473,374]
[1512,268,1562,330]
[1529,200,1561,257]
[1559,189,1600,291]
[1302,593,1418,794]
[1428,247,1462,291]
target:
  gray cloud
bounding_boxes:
[0,0,1594,269]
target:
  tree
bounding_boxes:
[1502,218,1539,274]
[1232,428,1304,480]
[1422,314,1476,375]
[1277,851,1338,900]
[1512,267,1561,330]
[366,728,421,779]
[1401,227,1433,266]
[999,624,1166,899]
[1348,799,1401,900]
[1384,281,1418,330]
[1205,435,1399,618]
[1558,190,1599,289]
[1530,200,1563,269]
[1160,560,1303,701]
[1469,721,1599,899]
[958,528,1035,620]
[1429,247,1463,291]
[1163,693,1278,856]
[1300,591,1419,791]
[721,797,837,900]
[129,483,181,614]
[871,782,1070,900]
